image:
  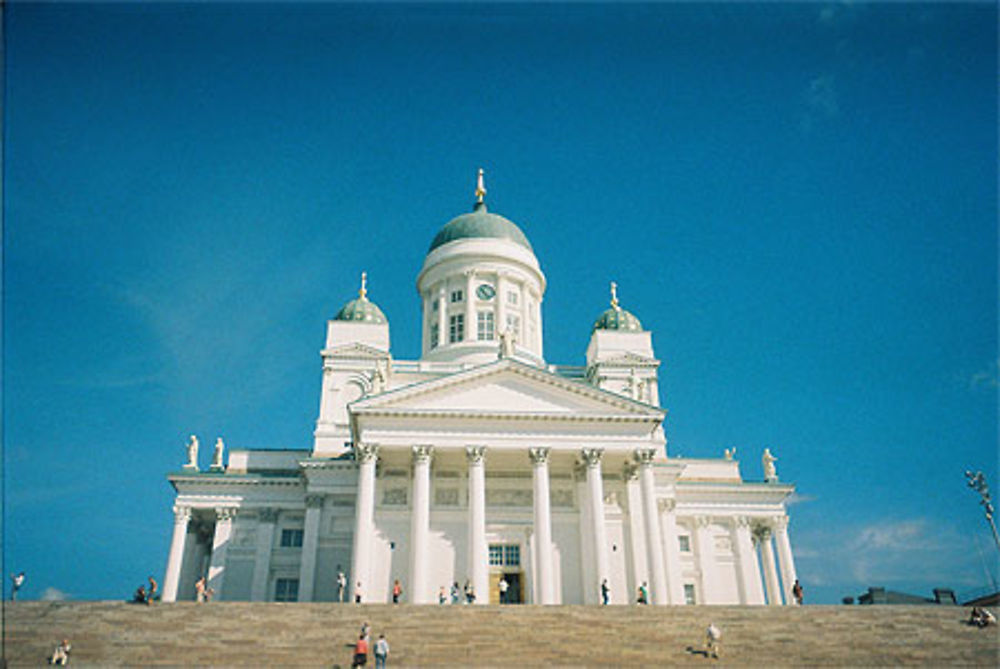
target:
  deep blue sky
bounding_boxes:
[5,3,997,605]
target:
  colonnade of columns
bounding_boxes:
[347,443,677,606]
[161,447,798,607]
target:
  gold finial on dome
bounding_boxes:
[359,271,368,299]
[610,281,620,309]
[475,167,487,204]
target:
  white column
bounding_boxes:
[162,505,191,602]
[350,443,378,602]
[496,272,507,337]
[756,526,783,606]
[437,287,448,348]
[464,270,476,342]
[297,495,324,601]
[582,448,610,602]
[409,445,433,604]
[530,447,555,604]
[732,517,766,605]
[693,516,717,604]
[636,449,669,605]
[658,499,686,604]
[623,465,648,597]
[575,463,596,604]
[207,507,236,599]
[466,446,489,605]
[774,516,798,605]
[250,508,278,601]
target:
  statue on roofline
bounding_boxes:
[185,435,199,470]
[762,448,778,482]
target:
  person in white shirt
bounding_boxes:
[706,623,722,659]
[374,634,390,669]
[337,568,347,603]
[498,576,509,604]
[51,639,71,665]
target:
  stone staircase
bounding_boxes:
[4,601,998,666]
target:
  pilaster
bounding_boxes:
[162,505,191,602]
[298,495,324,601]
[250,508,278,601]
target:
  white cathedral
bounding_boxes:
[162,171,799,607]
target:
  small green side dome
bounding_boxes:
[593,306,643,332]
[335,296,387,324]
[428,202,533,254]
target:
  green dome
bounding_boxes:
[334,296,387,324]
[428,202,533,253]
[593,306,643,332]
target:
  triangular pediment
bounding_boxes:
[351,359,663,419]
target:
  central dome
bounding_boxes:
[428,202,533,254]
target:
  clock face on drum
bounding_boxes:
[476,284,496,300]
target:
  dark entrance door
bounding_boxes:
[504,571,523,604]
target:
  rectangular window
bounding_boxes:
[280,529,304,548]
[678,535,691,553]
[684,583,696,605]
[450,290,463,303]
[449,314,464,343]
[477,311,495,341]
[430,323,439,349]
[275,578,299,602]
[507,290,518,305]
[432,300,439,312]
[488,543,521,567]
[505,314,520,337]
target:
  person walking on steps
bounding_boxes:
[601,579,610,605]
[374,633,390,669]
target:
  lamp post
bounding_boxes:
[965,470,1000,553]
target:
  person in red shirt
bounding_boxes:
[392,579,402,604]
[352,633,369,667]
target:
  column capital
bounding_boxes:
[529,447,551,465]
[215,507,237,522]
[412,444,434,464]
[694,515,712,529]
[172,505,192,523]
[258,507,279,523]
[634,448,658,465]
[734,515,753,529]
[772,515,790,531]
[463,268,476,279]
[752,523,773,542]
[353,443,379,464]
[657,498,676,513]
[623,463,639,481]
[465,445,487,464]
[581,448,604,467]
[305,494,325,509]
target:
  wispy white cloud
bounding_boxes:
[785,492,817,506]
[40,587,69,601]
[970,359,999,390]
[795,517,985,590]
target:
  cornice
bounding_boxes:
[351,357,666,418]
[352,408,662,424]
